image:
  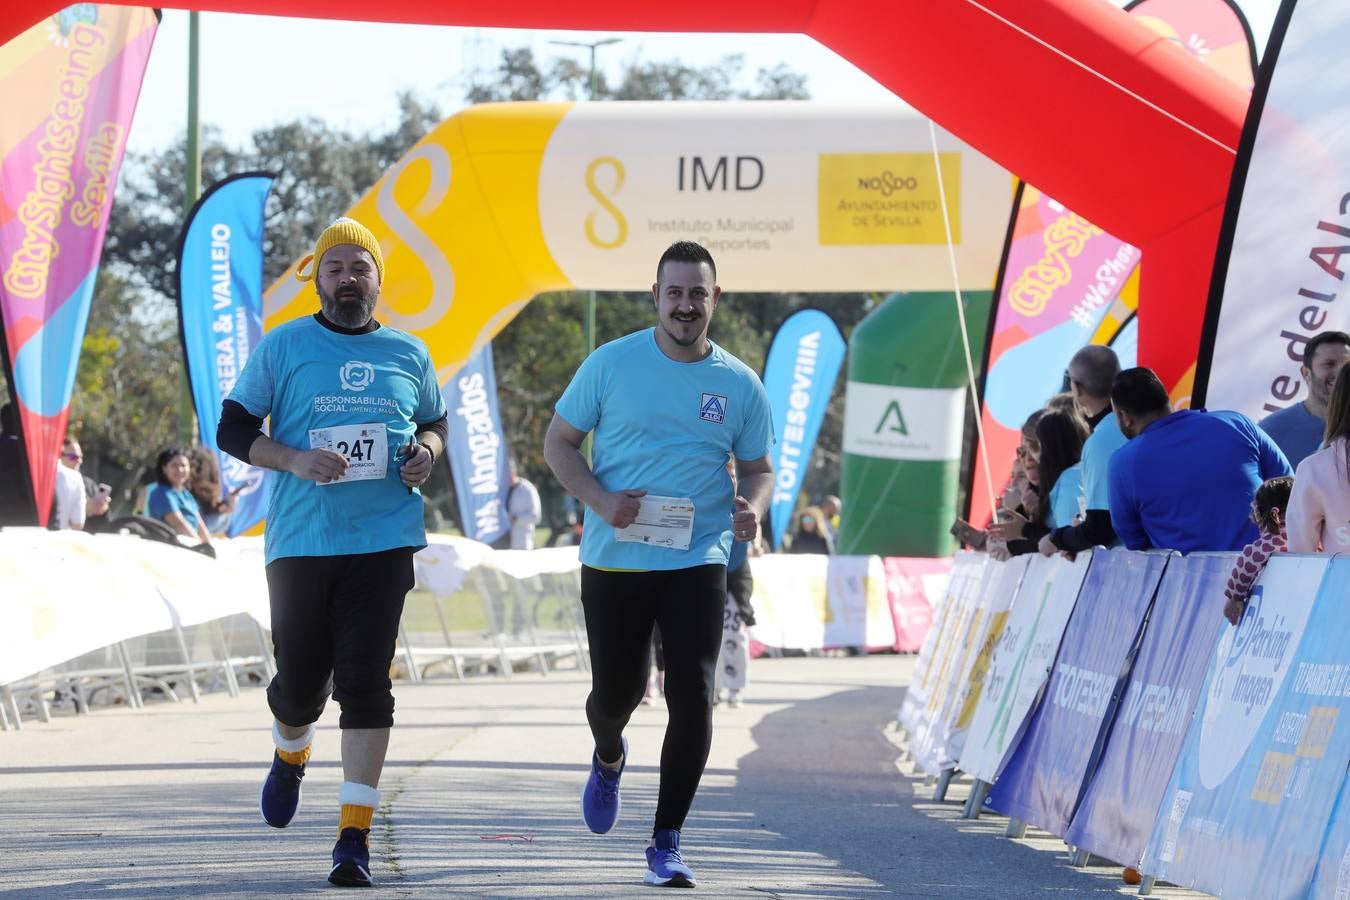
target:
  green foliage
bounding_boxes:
[67,270,183,510]
[74,46,876,538]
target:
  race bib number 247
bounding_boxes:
[308,422,389,484]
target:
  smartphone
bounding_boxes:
[95,483,112,497]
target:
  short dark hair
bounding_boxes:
[1303,331,1350,368]
[656,241,716,284]
[1111,367,1171,417]
[1067,345,1120,399]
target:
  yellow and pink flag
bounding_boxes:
[0,5,157,524]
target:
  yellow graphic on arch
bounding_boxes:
[265,102,576,382]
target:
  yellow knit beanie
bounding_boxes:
[295,217,385,284]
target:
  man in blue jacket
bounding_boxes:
[1107,367,1292,554]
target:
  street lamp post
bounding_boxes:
[548,37,622,363]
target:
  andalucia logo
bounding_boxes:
[874,400,908,436]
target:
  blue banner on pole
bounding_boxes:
[443,343,511,544]
[1064,552,1232,867]
[985,548,1170,837]
[762,309,846,549]
[1142,555,1350,898]
[177,173,274,537]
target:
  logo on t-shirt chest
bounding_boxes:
[700,392,728,424]
[340,360,375,392]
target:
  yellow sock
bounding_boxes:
[276,744,311,766]
[339,804,374,838]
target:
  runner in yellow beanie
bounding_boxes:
[297,217,385,285]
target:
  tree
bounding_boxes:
[67,268,185,510]
[82,48,838,537]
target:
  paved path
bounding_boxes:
[2,656,1207,898]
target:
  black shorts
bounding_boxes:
[264,547,415,730]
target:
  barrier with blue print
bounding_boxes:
[984,549,1170,837]
[1063,552,1233,870]
[1141,555,1350,898]
[1309,763,1350,899]
[894,549,1350,899]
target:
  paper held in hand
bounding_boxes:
[309,422,389,485]
[615,495,695,550]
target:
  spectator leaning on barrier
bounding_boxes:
[1224,476,1293,626]
[1035,409,1090,529]
[1039,345,1127,557]
[1258,330,1350,468]
[990,409,1051,555]
[147,447,214,552]
[1287,364,1350,553]
[1106,367,1292,554]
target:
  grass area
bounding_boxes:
[401,587,580,638]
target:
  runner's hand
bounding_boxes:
[600,489,646,528]
[1037,533,1058,557]
[732,496,758,543]
[289,448,349,484]
[399,440,433,487]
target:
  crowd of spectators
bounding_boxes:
[954,330,1350,627]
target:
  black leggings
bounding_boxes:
[265,547,415,730]
[581,564,726,834]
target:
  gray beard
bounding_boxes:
[318,286,377,329]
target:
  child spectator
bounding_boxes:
[1223,476,1293,626]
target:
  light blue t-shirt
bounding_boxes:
[556,329,775,571]
[1258,402,1325,469]
[147,484,203,533]
[1047,463,1083,530]
[227,316,446,564]
[1081,412,1129,510]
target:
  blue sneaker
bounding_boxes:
[328,827,372,887]
[259,751,305,828]
[644,828,696,887]
[581,736,627,834]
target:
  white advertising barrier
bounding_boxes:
[746,553,893,651]
[911,554,1027,775]
[0,528,267,685]
[900,551,987,736]
[958,552,1092,784]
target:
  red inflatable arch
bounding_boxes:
[3,0,1248,387]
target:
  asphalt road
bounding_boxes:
[2,656,1210,898]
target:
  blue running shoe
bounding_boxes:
[644,828,696,888]
[329,827,372,887]
[259,751,305,828]
[581,736,627,834]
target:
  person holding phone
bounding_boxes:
[216,217,448,888]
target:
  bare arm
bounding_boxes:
[245,434,349,484]
[542,413,644,528]
[161,510,197,539]
[732,455,773,543]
